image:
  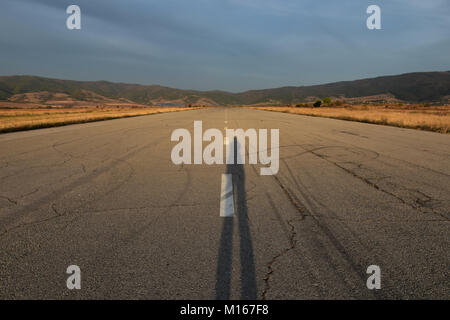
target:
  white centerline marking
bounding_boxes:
[224,127,229,146]
[220,174,234,217]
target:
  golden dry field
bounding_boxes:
[248,105,450,134]
[0,107,199,133]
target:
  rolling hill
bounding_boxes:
[0,71,449,107]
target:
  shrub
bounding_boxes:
[313,100,322,108]
[323,97,332,105]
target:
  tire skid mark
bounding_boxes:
[280,129,444,298]
[262,128,405,298]
[276,119,449,220]
[0,134,168,235]
[309,149,449,221]
[76,162,194,284]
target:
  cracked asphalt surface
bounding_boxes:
[0,107,449,299]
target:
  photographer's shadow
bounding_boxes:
[215,137,257,300]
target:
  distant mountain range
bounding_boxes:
[0,71,449,107]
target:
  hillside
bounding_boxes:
[236,71,450,104]
[0,71,449,107]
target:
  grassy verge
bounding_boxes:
[0,107,199,134]
[247,105,450,134]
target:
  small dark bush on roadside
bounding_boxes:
[313,100,322,108]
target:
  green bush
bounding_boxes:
[323,97,332,105]
[313,100,322,108]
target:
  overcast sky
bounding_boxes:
[0,0,449,92]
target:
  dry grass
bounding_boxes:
[0,107,199,133]
[248,105,450,134]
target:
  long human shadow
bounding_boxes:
[215,137,257,300]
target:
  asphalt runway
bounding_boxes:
[0,107,449,299]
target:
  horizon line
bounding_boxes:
[1,70,449,94]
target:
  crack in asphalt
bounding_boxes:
[0,189,42,206]
[310,150,450,221]
[264,144,396,299]
[0,203,65,238]
[82,203,214,214]
[0,136,163,233]
[260,175,307,300]
[272,175,308,220]
[0,144,79,182]
[261,218,298,300]
[0,195,18,205]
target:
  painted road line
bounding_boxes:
[224,127,229,145]
[220,174,234,217]
[224,133,234,164]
